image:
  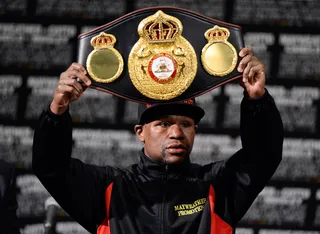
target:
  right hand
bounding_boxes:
[50,63,91,115]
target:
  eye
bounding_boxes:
[181,122,192,128]
[159,121,171,127]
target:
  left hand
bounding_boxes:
[237,47,266,98]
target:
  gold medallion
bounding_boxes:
[86,32,124,83]
[201,25,238,76]
[128,10,197,100]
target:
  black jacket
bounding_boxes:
[32,91,284,234]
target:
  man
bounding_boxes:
[32,47,284,234]
[0,159,21,234]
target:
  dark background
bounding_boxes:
[0,0,320,233]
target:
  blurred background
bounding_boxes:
[0,0,320,233]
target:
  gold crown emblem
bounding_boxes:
[204,25,230,42]
[90,32,116,48]
[138,10,183,43]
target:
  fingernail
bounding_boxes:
[243,78,248,83]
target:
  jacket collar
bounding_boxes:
[137,149,191,179]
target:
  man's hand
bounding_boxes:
[50,63,91,115]
[237,47,266,98]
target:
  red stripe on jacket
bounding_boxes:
[208,185,232,234]
[97,183,113,234]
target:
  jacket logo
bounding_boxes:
[174,198,206,216]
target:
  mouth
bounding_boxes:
[166,144,188,154]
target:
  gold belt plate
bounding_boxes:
[128,10,197,100]
[86,32,124,83]
[201,25,238,77]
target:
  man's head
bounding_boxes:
[134,99,205,164]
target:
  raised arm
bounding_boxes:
[214,48,284,226]
[237,47,283,175]
[32,63,110,233]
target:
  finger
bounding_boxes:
[56,82,81,99]
[63,78,85,94]
[67,62,87,74]
[64,63,91,86]
[242,60,254,80]
[248,64,265,83]
[74,73,91,86]
[243,62,264,84]
[239,47,253,58]
[237,54,255,73]
[239,75,251,92]
[61,70,91,86]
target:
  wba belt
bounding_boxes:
[77,6,244,104]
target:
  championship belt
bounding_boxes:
[77,6,244,103]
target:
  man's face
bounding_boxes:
[134,115,197,164]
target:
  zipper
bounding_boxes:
[160,163,169,234]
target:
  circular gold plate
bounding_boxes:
[87,48,124,83]
[201,41,237,76]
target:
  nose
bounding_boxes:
[168,124,184,140]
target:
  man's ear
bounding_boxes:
[194,125,198,131]
[134,125,145,143]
